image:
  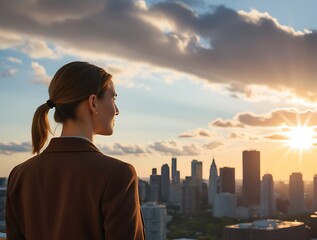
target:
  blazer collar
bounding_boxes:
[43,137,101,153]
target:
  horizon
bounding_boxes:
[1,0,317,181]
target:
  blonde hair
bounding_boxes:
[31,61,112,154]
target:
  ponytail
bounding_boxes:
[31,103,52,154]
[31,61,112,154]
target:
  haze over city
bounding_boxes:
[1,0,317,181]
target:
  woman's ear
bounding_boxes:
[88,94,98,115]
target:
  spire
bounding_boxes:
[211,155,217,169]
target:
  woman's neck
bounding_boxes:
[61,119,94,141]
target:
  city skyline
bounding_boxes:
[2,0,317,181]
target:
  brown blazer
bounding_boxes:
[6,137,145,240]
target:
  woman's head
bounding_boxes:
[31,61,116,154]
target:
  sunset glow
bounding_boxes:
[286,126,314,150]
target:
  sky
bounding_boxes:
[1,0,317,181]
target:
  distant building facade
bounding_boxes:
[213,193,236,218]
[141,202,166,240]
[242,150,260,206]
[161,164,170,202]
[182,177,200,213]
[219,167,235,194]
[224,219,307,240]
[150,168,161,202]
[288,172,305,215]
[260,174,276,217]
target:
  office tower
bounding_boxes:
[260,174,276,217]
[288,172,305,215]
[191,160,203,180]
[224,219,307,240]
[213,193,237,218]
[172,157,177,182]
[219,167,235,194]
[242,150,260,206]
[182,177,200,213]
[161,164,170,202]
[208,157,218,206]
[150,168,161,202]
[138,179,150,202]
[169,158,181,206]
[313,175,317,211]
[141,202,166,240]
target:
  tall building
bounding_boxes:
[208,157,218,206]
[141,202,166,240]
[213,193,237,218]
[260,174,276,217]
[169,158,181,206]
[191,160,202,180]
[288,172,305,215]
[219,167,235,194]
[224,219,307,240]
[313,175,317,211]
[150,168,161,202]
[242,150,260,206]
[138,179,150,202]
[171,157,177,182]
[161,164,170,202]
[182,177,200,213]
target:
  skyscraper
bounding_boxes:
[260,174,276,217]
[172,157,177,182]
[208,157,218,206]
[242,150,260,206]
[191,160,203,180]
[169,157,181,206]
[141,202,166,240]
[161,164,170,202]
[182,177,200,213]
[150,168,161,202]
[219,167,235,194]
[288,172,305,215]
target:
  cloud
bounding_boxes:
[7,57,22,64]
[179,128,214,138]
[31,61,51,84]
[99,142,148,156]
[19,39,61,59]
[211,118,244,128]
[211,108,317,128]
[1,1,317,101]
[264,134,289,140]
[0,142,31,155]
[204,141,224,150]
[148,140,203,156]
[1,68,18,78]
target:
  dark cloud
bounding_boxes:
[1,1,317,100]
[0,142,31,155]
[212,108,317,128]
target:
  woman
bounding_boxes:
[6,62,145,240]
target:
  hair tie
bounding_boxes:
[46,99,56,109]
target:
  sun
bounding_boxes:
[286,126,314,150]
